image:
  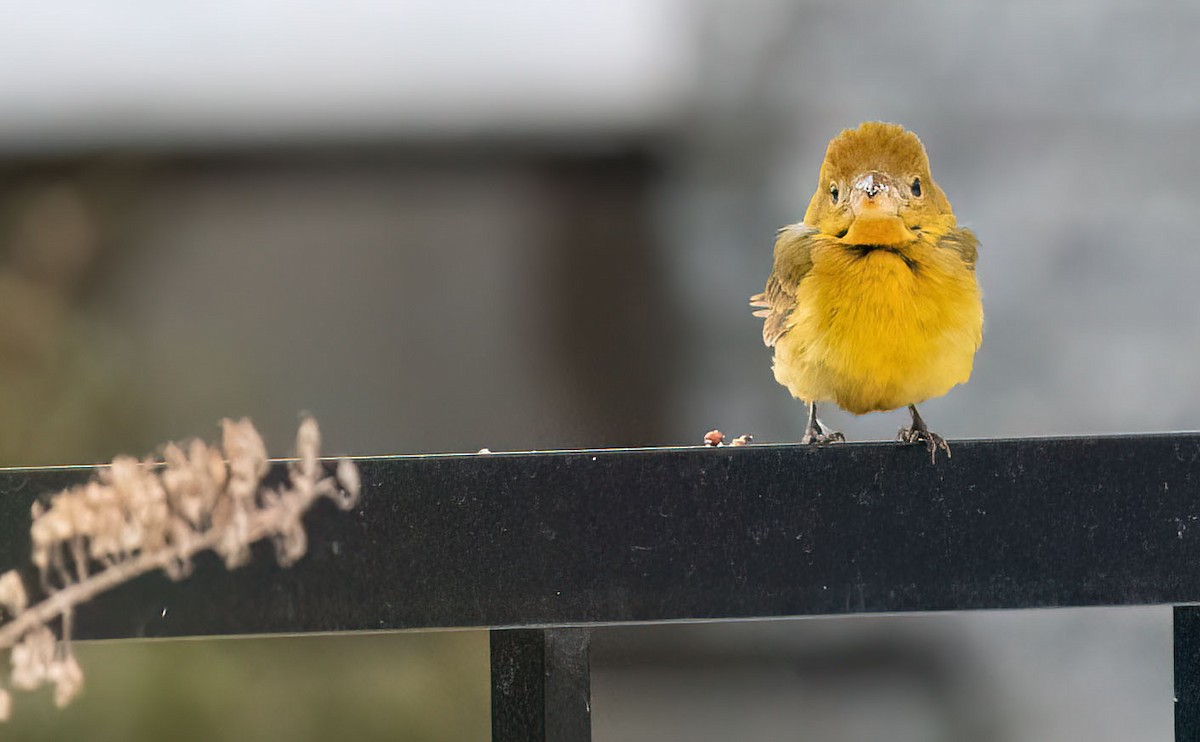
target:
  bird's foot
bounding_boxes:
[897,425,950,463]
[801,422,845,445]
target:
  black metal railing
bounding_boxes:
[2,434,1198,740]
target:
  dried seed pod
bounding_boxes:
[335,459,362,509]
[11,627,56,691]
[50,654,83,709]
[0,571,27,616]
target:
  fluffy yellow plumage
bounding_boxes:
[751,122,982,460]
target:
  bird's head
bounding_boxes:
[803,122,956,247]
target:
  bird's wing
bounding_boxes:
[750,223,818,348]
[934,226,983,350]
[937,227,979,269]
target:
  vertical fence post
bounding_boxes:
[1176,607,1200,741]
[490,628,592,742]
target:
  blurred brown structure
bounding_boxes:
[0,145,680,465]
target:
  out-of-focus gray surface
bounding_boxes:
[672,0,1200,444]
[592,607,1172,742]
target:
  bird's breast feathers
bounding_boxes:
[771,230,983,414]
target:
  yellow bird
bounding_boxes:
[750,122,982,460]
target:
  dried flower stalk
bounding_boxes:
[0,417,360,721]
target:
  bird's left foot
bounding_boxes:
[897,425,950,463]
[897,404,950,463]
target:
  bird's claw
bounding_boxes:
[897,426,951,463]
[801,427,845,445]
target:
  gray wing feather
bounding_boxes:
[750,224,817,348]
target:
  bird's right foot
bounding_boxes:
[801,422,845,445]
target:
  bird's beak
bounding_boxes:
[840,171,914,245]
[849,171,901,217]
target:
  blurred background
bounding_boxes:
[0,0,1194,738]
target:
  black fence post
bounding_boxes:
[490,627,591,742]
[1177,607,1200,741]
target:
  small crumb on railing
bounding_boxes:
[703,430,754,447]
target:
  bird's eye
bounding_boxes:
[829,183,839,203]
[910,177,922,197]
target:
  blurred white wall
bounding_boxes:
[0,0,692,150]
